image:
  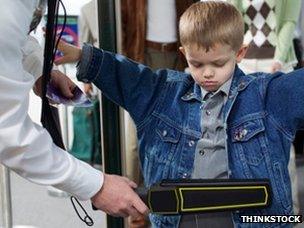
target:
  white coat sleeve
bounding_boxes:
[21,35,44,80]
[0,0,103,201]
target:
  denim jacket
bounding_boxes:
[78,44,304,228]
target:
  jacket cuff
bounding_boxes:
[77,43,104,83]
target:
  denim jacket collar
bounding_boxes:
[181,65,252,103]
[181,79,202,102]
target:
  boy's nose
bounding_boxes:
[203,73,214,79]
[202,68,214,79]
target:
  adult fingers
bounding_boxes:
[126,206,142,219]
[122,177,137,188]
[131,192,149,215]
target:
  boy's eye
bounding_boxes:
[191,62,202,68]
[213,62,226,67]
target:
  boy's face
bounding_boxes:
[180,43,247,92]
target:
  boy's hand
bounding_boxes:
[33,70,76,98]
[270,61,283,73]
[91,174,149,218]
[55,39,82,65]
[84,83,93,96]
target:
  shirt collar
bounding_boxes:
[200,76,233,101]
[181,65,250,102]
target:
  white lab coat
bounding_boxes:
[0,0,103,200]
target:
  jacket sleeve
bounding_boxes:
[274,0,301,63]
[265,69,304,136]
[77,44,168,125]
[0,1,102,200]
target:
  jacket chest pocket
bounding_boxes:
[143,120,181,184]
[229,116,267,166]
[156,121,181,144]
[154,121,181,163]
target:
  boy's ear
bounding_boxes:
[236,45,248,63]
[179,46,186,57]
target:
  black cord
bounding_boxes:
[42,0,95,226]
[53,1,95,226]
[51,0,66,66]
[70,196,94,226]
[48,0,66,61]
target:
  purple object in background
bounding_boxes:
[46,82,92,107]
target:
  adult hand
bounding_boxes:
[270,61,283,73]
[55,39,82,65]
[33,70,76,98]
[91,174,149,218]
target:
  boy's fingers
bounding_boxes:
[54,56,68,65]
[56,39,66,51]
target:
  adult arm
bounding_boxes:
[0,2,149,217]
[0,0,102,201]
[76,44,168,125]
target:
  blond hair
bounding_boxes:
[179,1,244,51]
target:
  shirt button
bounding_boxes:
[206,110,211,116]
[162,130,167,137]
[199,150,205,156]
[204,132,210,138]
[188,140,195,147]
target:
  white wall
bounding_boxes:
[59,0,92,15]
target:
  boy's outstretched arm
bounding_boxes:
[266,69,304,135]
[56,40,168,125]
[55,40,82,65]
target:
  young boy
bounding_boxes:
[57,1,302,227]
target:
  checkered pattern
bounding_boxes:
[243,0,276,48]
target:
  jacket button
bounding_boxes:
[182,173,188,178]
[206,110,211,116]
[162,130,167,137]
[188,140,195,147]
[238,81,246,90]
[235,129,248,141]
[241,129,248,137]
